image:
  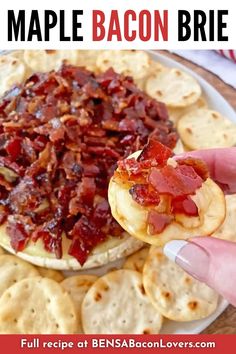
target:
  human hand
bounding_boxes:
[175,147,236,194]
[164,148,236,306]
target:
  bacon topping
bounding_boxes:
[116,140,209,234]
[138,138,173,164]
[129,184,160,207]
[171,196,199,216]
[148,165,203,197]
[0,64,177,264]
[148,211,173,234]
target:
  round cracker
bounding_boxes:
[0,255,39,297]
[96,50,151,80]
[7,50,25,61]
[23,50,79,72]
[143,247,219,321]
[168,97,208,126]
[136,60,164,91]
[0,55,26,96]
[123,247,149,273]
[146,68,201,107]
[61,275,98,333]
[81,269,162,334]
[8,50,34,79]
[75,50,103,71]
[109,176,226,247]
[0,277,78,334]
[37,267,64,282]
[0,226,143,270]
[213,194,236,242]
[178,109,236,149]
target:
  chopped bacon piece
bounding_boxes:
[147,211,173,234]
[129,184,160,207]
[138,139,173,164]
[8,177,44,214]
[92,199,110,228]
[171,196,198,216]
[61,151,82,180]
[6,217,31,252]
[69,216,106,265]
[82,163,100,177]
[177,157,209,180]
[33,136,48,151]
[0,64,178,264]
[69,177,96,216]
[149,165,203,197]
[117,158,157,184]
[5,137,22,161]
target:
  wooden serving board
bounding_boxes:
[159,50,236,334]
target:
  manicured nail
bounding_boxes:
[163,240,188,262]
[163,240,210,282]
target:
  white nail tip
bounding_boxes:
[163,240,188,262]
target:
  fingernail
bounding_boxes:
[164,240,210,282]
[163,240,188,262]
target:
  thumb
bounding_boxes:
[164,237,236,306]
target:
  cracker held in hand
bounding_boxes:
[0,255,39,297]
[61,275,98,333]
[123,247,149,273]
[178,109,236,149]
[109,140,226,247]
[0,277,78,334]
[143,247,219,321]
[146,68,201,107]
[81,269,163,334]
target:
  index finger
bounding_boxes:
[175,148,236,193]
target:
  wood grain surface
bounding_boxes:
[159,50,236,334]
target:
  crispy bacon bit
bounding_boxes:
[5,137,22,161]
[171,196,198,216]
[129,184,160,207]
[177,157,209,180]
[69,216,106,265]
[148,211,173,234]
[0,64,177,264]
[138,139,173,164]
[6,216,31,251]
[69,177,96,216]
[116,140,209,235]
[149,165,203,197]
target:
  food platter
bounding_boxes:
[0,49,235,334]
